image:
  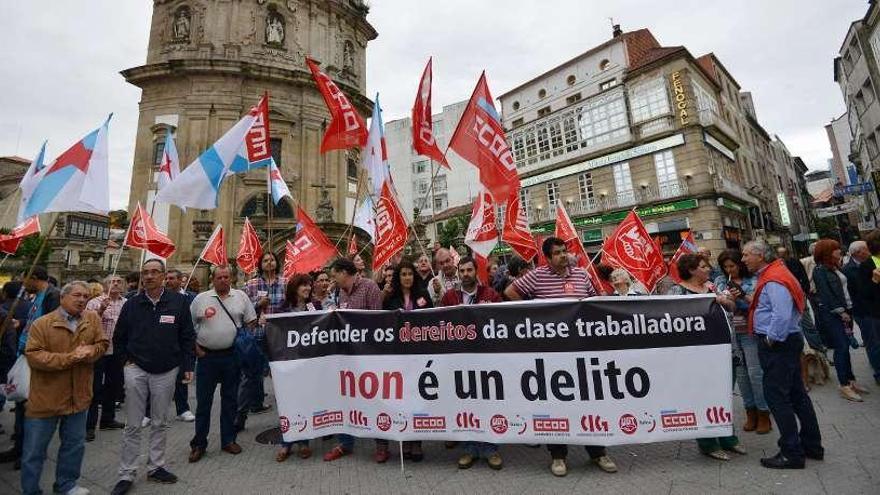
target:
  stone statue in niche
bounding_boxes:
[343,40,355,70]
[172,7,191,41]
[266,11,285,45]
[315,188,335,223]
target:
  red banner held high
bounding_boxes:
[602,211,668,292]
[412,57,449,168]
[124,203,176,259]
[373,181,409,270]
[236,217,262,274]
[501,187,537,262]
[285,207,338,277]
[199,224,227,266]
[306,58,368,152]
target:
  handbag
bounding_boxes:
[4,354,30,401]
[214,295,265,373]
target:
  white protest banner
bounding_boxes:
[265,295,733,446]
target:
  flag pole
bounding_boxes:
[333,156,365,253]
[408,224,437,278]
[0,211,60,341]
[268,170,274,249]
[183,259,200,292]
[0,253,9,270]
[428,159,438,242]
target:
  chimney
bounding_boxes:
[612,24,622,38]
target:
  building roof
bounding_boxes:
[499,28,660,98]
[0,156,32,165]
[424,202,473,223]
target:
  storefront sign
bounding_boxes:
[716,197,746,213]
[520,134,686,188]
[815,202,858,218]
[671,72,690,126]
[583,229,603,243]
[574,199,699,227]
[776,192,791,227]
[834,182,874,196]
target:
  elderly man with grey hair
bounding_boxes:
[842,240,880,383]
[84,275,127,441]
[742,240,822,470]
[428,248,461,304]
[22,280,108,495]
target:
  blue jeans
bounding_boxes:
[819,309,856,386]
[734,333,767,410]
[21,409,88,495]
[190,352,240,449]
[757,333,822,460]
[464,442,498,457]
[856,316,880,380]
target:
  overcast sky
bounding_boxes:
[0,0,869,209]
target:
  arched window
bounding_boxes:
[241,193,294,218]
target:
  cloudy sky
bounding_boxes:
[0,0,869,209]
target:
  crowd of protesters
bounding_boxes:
[1,228,879,493]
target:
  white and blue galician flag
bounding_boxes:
[156,109,258,210]
[353,196,375,241]
[267,158,291,205]
[17,140,48,224]
[229,94,273,174]
[21,115,112,219]
[362,93,393,195]
[157,127,181,193]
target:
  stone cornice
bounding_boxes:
[120,59,373,113]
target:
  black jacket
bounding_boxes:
[113,289,196,374]
[842,259,868,317]
[813,265,849,314]
[383,291,433,311]
[858,257,880,319]
[783,258,811,296]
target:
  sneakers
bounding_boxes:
[850,381,870,394]
[177,411,196,422]
[457,453,476,469]
[487,452,503,470]
[593,455,618,473]
[64,486,90,495]
[840,385,864,402]
[551,459,567,477]
[147,467,178,484]
[141,417,151,427]
[110,480,132,495]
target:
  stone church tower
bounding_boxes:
[122,0,376,267]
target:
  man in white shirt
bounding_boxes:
[427,248,461,304]
[187,266,257,463]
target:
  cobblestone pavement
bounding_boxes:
[1,350,878,495]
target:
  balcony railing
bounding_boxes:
[698,109,738,148]
[713,175,758,204]
[633,115,675,140]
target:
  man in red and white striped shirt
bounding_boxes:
[504,237,616,478]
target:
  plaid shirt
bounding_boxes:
[339,277,383,310]
[243,275,287,339]
[85,294,127,355]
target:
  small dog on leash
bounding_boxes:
[801,351,831,390]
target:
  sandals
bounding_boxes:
[705,450,731,461]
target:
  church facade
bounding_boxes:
[122,0,376,269]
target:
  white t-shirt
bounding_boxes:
[190,288,257,350]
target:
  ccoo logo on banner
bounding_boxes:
[265,295,733,445]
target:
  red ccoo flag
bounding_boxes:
[236,217,262,274]
[0,216,41,255]
[373,180,409,270]
[668,231,698,283]
[347,234,358,256]
[284,206,338,277]
[123,203,176,259]
[602,211,667,292]
[412,57,449,168]
[501,187,537,262]
[306,57,368,152]
[199,224,227,266]
[448,72,520,201]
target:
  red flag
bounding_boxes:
[284,207,337,277]
[0,216,41,255]
[306,58,368,152]
[474,252,490,285]
[412,58,449,168]
[236,217,262,274]
[668,231,698,283]
[245,92,272,166]
[373,181,409,270]
[602,211,667,292]
[501,187,537,262]
[587,258,615,296]
[464,189,498,258]
[347,234,358,256]
[448,72,520,201]
[199,224,227,266]
[123,203,176,259]
[449,245,461,266]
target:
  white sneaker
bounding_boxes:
[65,486,90,495]
[177,411,195,422]
[141,417,151,427]
[551,459,567,477]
